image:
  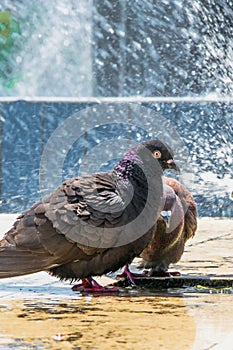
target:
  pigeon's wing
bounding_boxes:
[0,172,129,278]
[41,172,130,251]
[164,177,197,242]
[183,197,197,242]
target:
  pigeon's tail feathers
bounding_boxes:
[0,219,59,278]
[0,242,57,278]
[0,206,92,279]
[0,252,46,278]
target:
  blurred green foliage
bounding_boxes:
[0,10,21,89]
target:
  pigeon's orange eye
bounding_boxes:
[153,150,161,158]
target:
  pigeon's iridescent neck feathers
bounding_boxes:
[113,147,145,182]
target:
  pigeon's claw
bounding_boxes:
[116,265,147,286]
[72,277,119,293]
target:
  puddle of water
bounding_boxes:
[0,291,232,350]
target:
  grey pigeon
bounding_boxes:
[0,140,179,292]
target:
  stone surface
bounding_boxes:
[0,215,232,350]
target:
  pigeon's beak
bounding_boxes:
[166,159,180,172]
[161,210,171,228]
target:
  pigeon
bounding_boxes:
[0,139,179,293]
[139,177,197,276]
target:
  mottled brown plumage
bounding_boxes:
[140,177,197,275]
[0,140,178,286]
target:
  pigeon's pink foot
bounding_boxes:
[72,278,92,291]
[72,277,119,293]
[149,270,181,277]
[116,265,147,286]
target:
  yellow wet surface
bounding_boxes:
[0,295,194,350]
[1,292,233,350]
[0,216,232,350]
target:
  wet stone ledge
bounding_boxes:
[114,275,233,290]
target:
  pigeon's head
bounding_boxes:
[140,139,180,172]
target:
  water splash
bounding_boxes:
[0,1,233,97]
[0,0,93,96]
[0,1,232,217]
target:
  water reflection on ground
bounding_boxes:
[0,217,232,349]
[0,289,232,350]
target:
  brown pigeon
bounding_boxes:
[0,140,179,292]
[139,177,197,276]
